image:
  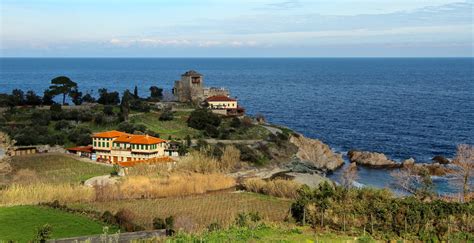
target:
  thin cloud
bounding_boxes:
[257,0,302,10]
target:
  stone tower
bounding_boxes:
[173,70,205,103]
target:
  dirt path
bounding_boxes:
[261,124,283,135]
[191,138,262,145]
[49,229,166,243]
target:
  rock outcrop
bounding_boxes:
[289,134,344,171]
[402,158,415,167]
[348,150,398,167]
[432,155,450,164]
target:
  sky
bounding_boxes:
[0,0,473,57]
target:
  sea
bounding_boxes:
[1,58,473,194]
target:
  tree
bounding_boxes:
[133,85,139,99]
[97,88,120,105]
[450,144,473,202]
[11,89,25,106]
[69,88,83,105]
[159,109,174,121]
[120,90,132,121]
[103,105,114,116]
[42,89,55,105]
[187,108,221,130]
[149,86,163,100]
[25,90,42,106]
[81,93,96,103]
[49,76,78,105]
[341,162,358,189]
[391,166,434,200]
[185,135,192,147]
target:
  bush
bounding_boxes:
[114,209,136,232]
[130,99,150,112]
[207,222,221,232]
[204,124,219,138]
[117,122,146,134]
[50,103,62,112]
[54,120,71,130]
[103,105,114,116]
[243,178,302,199]
[31,110,51,126]
[34,224,53,242]
[68,127,92,146]
[78,111,93,122]
[230,117,241,128]
[153,217,166,230]
[187,108,221,130]
[159,109,174,121]
[102,211,116,225]
[235,212,261,227]
[98,89,120,105]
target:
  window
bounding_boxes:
[94,141,96,147]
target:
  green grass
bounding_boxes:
[170,225,365,242]
[0,205,117,241]
[7,154,113,184]
[129,111,200,139]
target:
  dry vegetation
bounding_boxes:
[0,183,94,206]
[242,178,302,199]
[176,146,240,173]
[70,192,292,232]
[94,173,236,201]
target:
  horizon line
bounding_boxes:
[1,56,473,59]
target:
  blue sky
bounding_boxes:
[1,0,473,57]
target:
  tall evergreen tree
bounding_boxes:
[133,85,139,99]
[49,76,78,105]
[120,90,132,121]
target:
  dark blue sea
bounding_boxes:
[1,58,473,193]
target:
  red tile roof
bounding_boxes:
[66,146,93,153]
[92,130,127,138]
[206,96,236,102]
[95,131,166,145]
[129,135,166,145]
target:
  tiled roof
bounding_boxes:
[206,95,237,102]
[66,146,93,153]
[95,130,166,145]
[118,156,175,167]
[93,130,128,138]
[129,135,166,145]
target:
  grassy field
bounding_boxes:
[130,111,200,139]
[0,205,117,241]
[70,192,292,232]
[7,154,113,184]
[171,225,367,242]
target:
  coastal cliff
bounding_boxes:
[289,134,344,171]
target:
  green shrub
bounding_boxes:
[101,211,116,225]
[34,224,53,243]
[103,105,114,116]
[159,110,174,121]
[187,108,221,130]
[153,217,166,230]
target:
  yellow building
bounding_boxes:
[206,95,244,116]
[92,130,169,163]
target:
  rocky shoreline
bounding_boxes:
[250,131,458,189]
